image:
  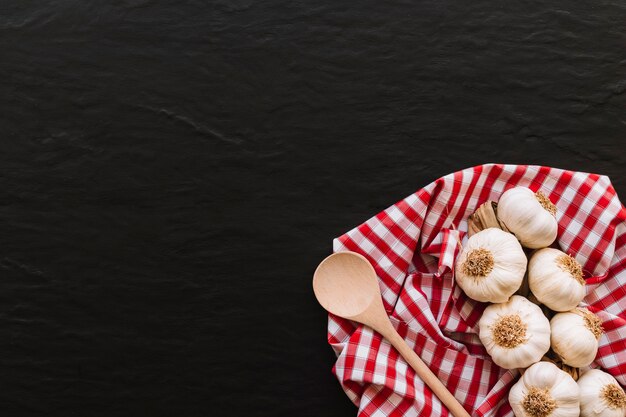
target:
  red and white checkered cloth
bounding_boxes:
[328,164,626,417]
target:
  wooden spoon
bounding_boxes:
[313,251,471,417]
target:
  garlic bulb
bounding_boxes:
[479,295,550,369]
[528,248,586,312]
[551,308,603,368]
[509,361,580,417]
[578,369,626,417]
[497,187,558,249]
[455,228,527,303]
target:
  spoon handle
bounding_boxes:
[376,322,471,417]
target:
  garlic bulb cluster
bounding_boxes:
[479,295,550,369]
[454,186,615,417]
[528,248,586,312]
[510,361,580,417]
[551,308,603,368]
[455,228,527,303]
[497,187,558,249]
[578,369,626,417]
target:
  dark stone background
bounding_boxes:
[0,1,624,416]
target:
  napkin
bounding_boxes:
[327,163,626,417]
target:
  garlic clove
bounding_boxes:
[467,200,509,236]
[578,369,626,417]
[528,248,586,312]
[510,361,580,417]
[455,228,527,303]
[479,295,550,369]
[550,308,603,368]
[497,187,558,249]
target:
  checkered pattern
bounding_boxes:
[327,164,626,417]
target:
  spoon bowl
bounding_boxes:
[313,251,380,319]
[313,251,471,417]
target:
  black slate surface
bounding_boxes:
[1,1,625,416]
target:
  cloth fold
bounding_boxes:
[327,163,626,417]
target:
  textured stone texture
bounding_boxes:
[0,1,624,416]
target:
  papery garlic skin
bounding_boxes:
[551,308,603,368]
[578,369,626,417]
[455,228,527,303]
[510,361,580,417]
[528,248,586,312]
[479,295,550,369]
[497,187,558,249]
